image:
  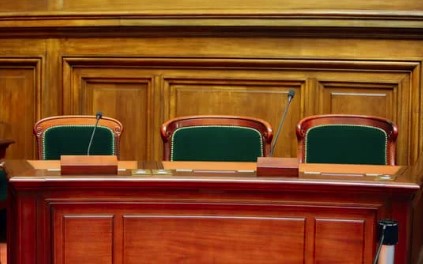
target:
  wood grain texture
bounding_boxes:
[60,57,418,164]
[57,216,114,264]
[0,243,6,264]
[0,63,40,159]
[0,0,421,13]
[6,160,419,264]
[0,36,419,166]
[0,2,420,263]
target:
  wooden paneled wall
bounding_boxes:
[0,0,422,168]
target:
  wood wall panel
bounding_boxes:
[319,86,395,116]
[64,63,157,161]
[85,82,151,161]
[0,3,421,166]
[54,0,423,12]
[0,61,40,159]
[164,78,303,158]
[59,57,419,163]
[315,69,415,164]
[0,2,421,264]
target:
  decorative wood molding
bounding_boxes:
[63,57,421,71]
[0,11,422,38]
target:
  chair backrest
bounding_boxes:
[33,115,123,160]
[296,114,398,165]
[160,115,273,161]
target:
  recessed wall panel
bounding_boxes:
[0,66,38,159]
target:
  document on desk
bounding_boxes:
[162,161,257,173]
[300,163,404,178]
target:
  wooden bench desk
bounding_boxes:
[5,159,419,264]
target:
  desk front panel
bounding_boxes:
[7,159,418,264]
[12,185,385,264]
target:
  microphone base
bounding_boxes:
[256,157,299,177]
[60,155,118,175]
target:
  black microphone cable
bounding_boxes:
[373,219,398,264]
[373,224,386,264]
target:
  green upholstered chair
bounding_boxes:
[296,114,398,165]
[160,115,273,161]
[0,167,7,242]
[0,140,14,242]
[33,115,123,160]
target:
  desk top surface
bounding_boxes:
[3,159,419,194]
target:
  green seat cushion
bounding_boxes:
[0,169,6,241]
[171,126,263,161]
[0,170,6,201]
[305,124,388,165]
[42,125,116,160]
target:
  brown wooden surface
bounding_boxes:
[256,157,299,177]
[0,3,420,262]
[60,155,118,175]
[0,243,5,264]
[6,160,419,264]
[0,1,419,167]
[0,0,422,13]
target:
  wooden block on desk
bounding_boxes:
[60,155,118,175]
[256,157,299,177]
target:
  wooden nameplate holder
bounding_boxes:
[256,157,299,177]
[60,155,118,175]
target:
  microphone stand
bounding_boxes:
[270,94,294,156]
[87,112,103,155]
[60,111,118,175]
[256,90,298,177]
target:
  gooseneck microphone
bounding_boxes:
[87,112,103,155]
[270,90,295,156]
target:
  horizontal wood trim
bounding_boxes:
[1,0,423,13]
[63,57,421,71]
[0,10,423,18]
[0,11,421,38]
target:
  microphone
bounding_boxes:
[270,90,295,156]
[87,111,103,155]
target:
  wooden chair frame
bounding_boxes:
[160,115,273,161]
[296,114,398,165]
[33,115,123,160]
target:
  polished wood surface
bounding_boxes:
[0,1,419,167]
[0,243,5,264]
[0,2,419,262]
[0,0,422,13]
[6,160,419,264]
